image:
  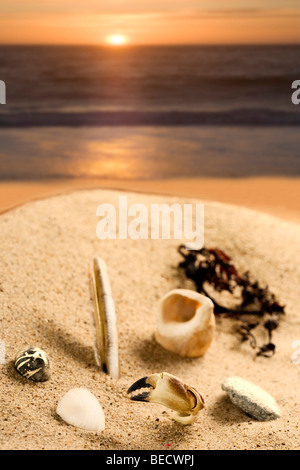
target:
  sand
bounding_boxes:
[0,188,300,450]
[0,177,299,223]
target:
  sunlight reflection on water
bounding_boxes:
[0,126,299,180]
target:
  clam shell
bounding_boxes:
[57,388,105,431]
[155,289,215,357]
[90,257,119,379]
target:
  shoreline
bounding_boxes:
[0,177,299,223]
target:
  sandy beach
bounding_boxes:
[1,0,300,452]
[0,187,299,450]
[0,177,299,223]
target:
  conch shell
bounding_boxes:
[155,289,215,357]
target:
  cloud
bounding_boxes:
[2,0,300,17]
[1,0,300,26]
[0,1,191,16]
[166,8,300,20]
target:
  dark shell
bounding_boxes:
[14,346,51,382]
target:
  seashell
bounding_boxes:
[89,257,119,380]
[56,388,105,432]
[14,346,51,382]
[155,289,215,357]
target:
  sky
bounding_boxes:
[0,0,300,45]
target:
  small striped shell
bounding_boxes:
[14,346,51,382]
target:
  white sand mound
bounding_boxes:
[0,189,299,450]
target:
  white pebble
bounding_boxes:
[57,388,105,431]
[222,376,281,421]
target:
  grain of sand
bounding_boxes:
[0,189,299,450]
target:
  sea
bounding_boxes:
[0,45,299,180]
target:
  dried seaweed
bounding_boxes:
[178,245,285,357]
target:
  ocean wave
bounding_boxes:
[0,109,299,127]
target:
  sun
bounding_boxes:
[106,34,128,46]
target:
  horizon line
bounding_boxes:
[0,42,300,47]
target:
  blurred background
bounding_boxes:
[0,45,300,180]
[0,1,299,216]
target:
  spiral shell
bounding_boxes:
[14,346,51,382]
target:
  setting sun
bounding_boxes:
[106,34,128,46]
